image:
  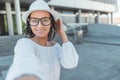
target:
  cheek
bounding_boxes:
[31,28,36,33]
[47,27,51,32]
[45,25,52,33]
[31,26,51,35]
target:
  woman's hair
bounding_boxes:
[24,12,57,41]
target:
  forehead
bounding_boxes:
[30,10,50,17]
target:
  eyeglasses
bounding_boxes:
[28,17,52,26]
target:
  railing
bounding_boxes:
[63,22,88,43]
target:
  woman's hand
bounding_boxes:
[55,19,69,43]
[55,19,64,35]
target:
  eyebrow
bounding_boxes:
[30,17,50,18]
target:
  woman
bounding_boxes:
[5,0,79,80]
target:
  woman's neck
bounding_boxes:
[32,36,48,46]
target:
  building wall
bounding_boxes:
[48,0,117,24]
[0,0,118,36]
[113,17,120,24]
[48,0,118,12]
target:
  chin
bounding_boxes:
[36,34,46,38]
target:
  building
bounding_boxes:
[0,0,118,36]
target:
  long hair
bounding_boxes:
[24,13,57,41]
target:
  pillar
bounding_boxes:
[14,0,22,35]
[76,10,82,23]
[95,11,100,23]
[5,2,14,35]
[111,12,113,24]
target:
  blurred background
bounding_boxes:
[0,0,119,36]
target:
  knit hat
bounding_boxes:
[22,0,59,23]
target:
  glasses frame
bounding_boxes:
[28,17,52,26]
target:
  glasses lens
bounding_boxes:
[29,18,39,26]
[41,17,51,26]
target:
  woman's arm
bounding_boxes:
[5,39,45,80]
[56,19,79,68]
[60,42,79,69]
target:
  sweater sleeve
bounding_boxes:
[5,38,46,80]
[59,42,79,69]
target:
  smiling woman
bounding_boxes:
[5,0,79,80]
[27,11,54,41]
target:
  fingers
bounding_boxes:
[56,19,62,27]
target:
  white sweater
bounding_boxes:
[5,38,79,80]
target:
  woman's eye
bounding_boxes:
[32,20,38,23]
[43,19,48,22]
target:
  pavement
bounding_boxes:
[0,55,13,80]
[1,23,120,80]
[61,40,120,80]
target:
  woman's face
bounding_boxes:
[29,10,52,38]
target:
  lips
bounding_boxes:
[36,30,44,34]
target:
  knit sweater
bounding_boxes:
[5,38,79,80]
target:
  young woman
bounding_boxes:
[5,0,79,80]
